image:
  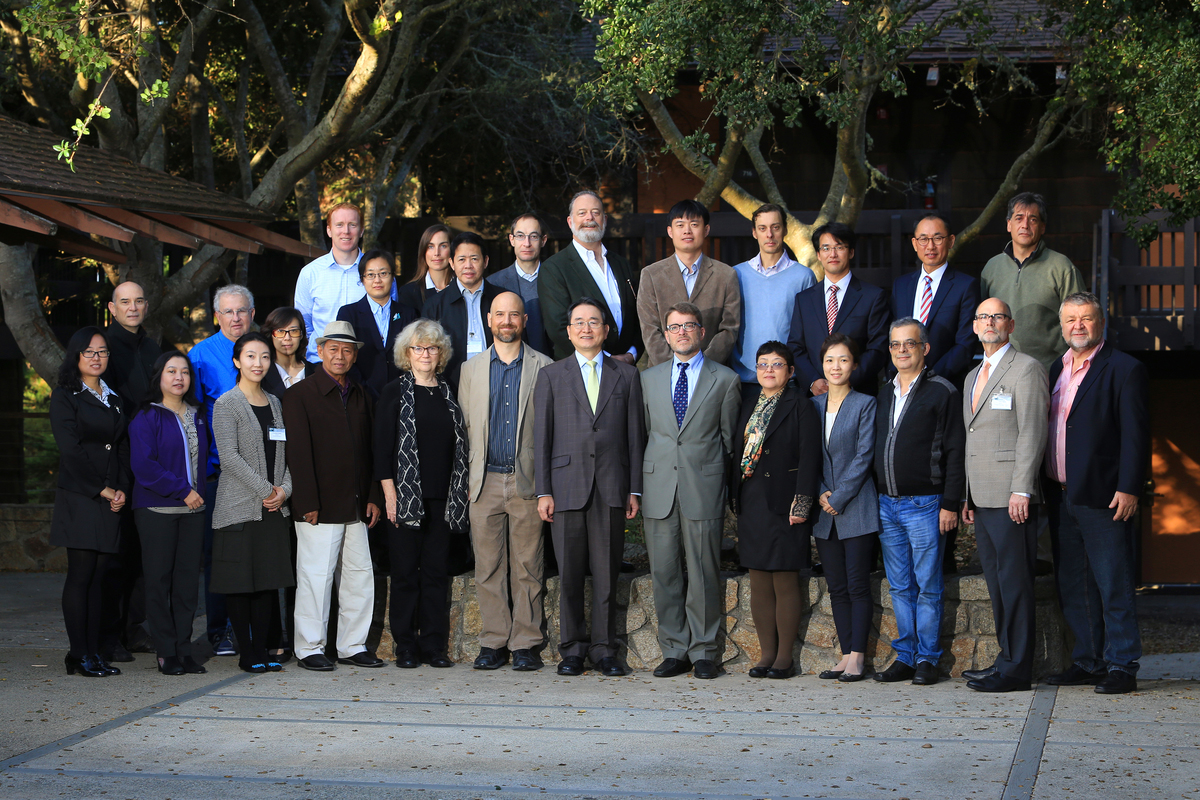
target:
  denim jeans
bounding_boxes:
[1048,488,1142,675]
[879,494,945,666]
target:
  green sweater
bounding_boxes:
[980,242,1085,369]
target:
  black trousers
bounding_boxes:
[136,509,205,659]
[387,500,452,659]
[101,508,146,651]
[974,506,1038,681]
[815,522,876,655]
[551,487,625,662]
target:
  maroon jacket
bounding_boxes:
[282,366,382,524]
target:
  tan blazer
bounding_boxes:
[458,343,553,502]
[962,346,1049,508]
[636,254,741,367]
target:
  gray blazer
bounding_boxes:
[962,346,1049,508]
[641,355,741,521]
[811,390,879,539]
[212,388,292,529]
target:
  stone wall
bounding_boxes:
[0,504,61,572]
[430,570,1070,678]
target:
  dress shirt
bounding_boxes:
[368,296,391,343]
[459,280,486,358]
[567,349,640,497]
[749,250,797,277]
[516,263,539,282]
[571,239,625,335]
[425,273,438,291]
[970,342,1011,400]
[1046,340,1105,483]
[294,249,365,361]
[675,253,701,297]
[486,346,524,468]
[912,264,948,320]
[891,372,914,428]
[671,350,705,407]
[823,271,853,315]
[274,363,307,390]
[81,379,117,408]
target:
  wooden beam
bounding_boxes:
[141,212,264,253]
[78,204,202,249]
[0,198,56,236]
[3,195,135,242]
[0,226,127,264]
[205,219,323,259]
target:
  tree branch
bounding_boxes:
[744,124,787,209]
[0,243,61,385]
[695,123,745,207]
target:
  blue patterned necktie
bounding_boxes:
[673,361,689,428]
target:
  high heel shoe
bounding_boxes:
[65,653,108,677]
[92,654,121,676]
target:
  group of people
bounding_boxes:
[48,189,1148,697]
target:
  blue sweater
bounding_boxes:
[731,261,817,382]
[189,332,237,473]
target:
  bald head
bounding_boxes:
[972,297,1015,351]
[109,281,147,333]
[488,291,527,344]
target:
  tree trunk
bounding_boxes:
[0,243,62,384]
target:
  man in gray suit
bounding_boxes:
[960,297,1049,692]
[535,298,646,677]
[641,302,741,679]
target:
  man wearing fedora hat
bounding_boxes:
[282,320,385,671]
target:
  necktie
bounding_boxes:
[827,285,838,333]
[673,362,689,427]
[920,275,933,324]
[586,360,600,413]
[972,360,991,414]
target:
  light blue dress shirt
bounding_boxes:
[368,296,390,345]
[294,250,365,361]
[459,280,486,358]
[675,254,701,297]
[671,350,705,406]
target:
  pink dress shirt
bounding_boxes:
[1045,340,1104,484]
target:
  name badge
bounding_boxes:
[991,392,1013,411]
[269,427,287,441]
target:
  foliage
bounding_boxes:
[23,364,56,504]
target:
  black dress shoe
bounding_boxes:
[653,658,692,678]
[1047,664,1106,686]
[157,656,185,676]
[766,663,795,680]
[65,654,108,677]
[912,662,939,685]
[838,670,867,683]
[180,656,207,674]
[425,654,454,668]
[693,659,720,679]
[874,660,916,682]
[1095,670,1137,694]
[818,669,844,680]
[104,643,134,663]
[395,651,420,669]
[473,647,509,670]
[962,665,998,682]
[620,560,636,573]
[511,649,543,671]
[967,672,1031,692]
[598,657,626,677]
[557,655,585,676]
[748,665,770,679]
[240,661,268,674]
[297,654,336,671]
[338,652,385,668]
[93,655,121,676]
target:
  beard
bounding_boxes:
[571,219,606,244]
[494,329,520,344]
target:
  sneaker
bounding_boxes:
[213,624,238,656]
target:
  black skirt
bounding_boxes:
[209,511,295,594]
[737,472,811,571]
[50,487,122,553]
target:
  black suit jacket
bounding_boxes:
[730,386,821,519]
[890,267,980,388]
[262,359,317,399]
[396,279,441,315]
[538,243,642,360]
[421,281,503,387]
[787,274,889,394]
[1046,345,1149,509]
[337,296,417,399]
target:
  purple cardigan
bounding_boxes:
[129,405,210,509]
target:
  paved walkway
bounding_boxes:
[0,573,1197,799]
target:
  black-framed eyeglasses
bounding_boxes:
[665,322,700,334]
[272,327,302,339]
[974,313,1012,323]
[81,349,110,359]
[913,235,949,246]
[410,345,441,355]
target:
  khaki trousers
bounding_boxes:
[469,472,545,650]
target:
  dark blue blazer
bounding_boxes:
[337,296,417,400]
[891,267,980,388]
[788,275,889,395]
[421,280,504,388]
[1046,345,1149,509]
[487,264,548,356]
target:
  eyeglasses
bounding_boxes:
[756,361,788,371]
[271,327,302,339]
[510,232,543,242]
[819,244,849,254]
[889,339,922,351]
[974,313,1012,323]
[665,322,700,334]
[913,235,949,246]
[362,271,392,282]
[81,349,110,359]
[569,319,604,329]
[410,345,441,355]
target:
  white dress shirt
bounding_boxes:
[912,264,947,321]
[823,271,853,314]
[571,239,624,335]
[749,250,797,277]
[675,253,701,297]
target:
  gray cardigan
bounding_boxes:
[811,389,880,539]
[212,388,292,529]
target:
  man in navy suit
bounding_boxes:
[787,222,889,396]
[488,213,550,356]
[422,231,503,388]
[891,215,979,389]
[337,249,417,400]
[1043,292,1149,695]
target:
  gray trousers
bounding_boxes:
[644,495,724,662]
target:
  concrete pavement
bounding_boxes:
[1,572,1197,799]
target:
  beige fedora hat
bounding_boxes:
[314,320,364,348]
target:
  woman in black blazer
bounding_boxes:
[49,327,129,678]
[395,224,452,313]
[262,307,316,398]
[336,250,417,399]
[731,341,821,679]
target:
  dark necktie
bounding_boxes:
[673,361,689,428]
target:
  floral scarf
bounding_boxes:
[740,389,782,479]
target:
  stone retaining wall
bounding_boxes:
[0,504,60,572]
